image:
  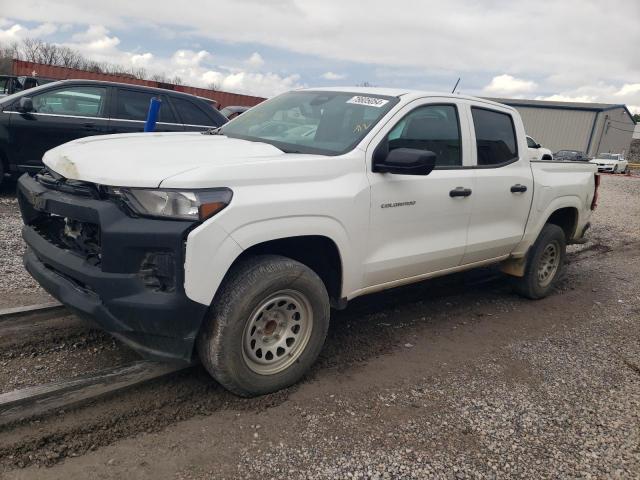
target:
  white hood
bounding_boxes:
[43,132,286,188]
[590,158,619,165]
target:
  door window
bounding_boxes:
[471,107,518,166]
[384,104,462,167]
[31,86,107,117]
[171,97,214,126]
[526,136,537,148]
[116,89,176,123]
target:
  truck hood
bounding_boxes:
[42,132,287,188]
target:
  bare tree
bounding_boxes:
[150,73,167,83]
[207,81,220,91]
[0,38,188,85]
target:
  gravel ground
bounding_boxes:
[0,180,51,308]
[0,174,638,479]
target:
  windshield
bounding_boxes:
[220,91,399,155]
[598,153,619,160]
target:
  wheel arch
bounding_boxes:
[545,206,579,242]
[184,216,353,309]
[227,235,344,308]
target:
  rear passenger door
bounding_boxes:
[170,97,220,131]
[109,88,184,134]
[461,104,534,264]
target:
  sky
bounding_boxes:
[1,0,639,113]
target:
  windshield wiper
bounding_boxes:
[201,127,225,136]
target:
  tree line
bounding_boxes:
[0,38,188,87]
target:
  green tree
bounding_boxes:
[634,113,640,123]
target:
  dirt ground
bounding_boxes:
[0,174,638,479]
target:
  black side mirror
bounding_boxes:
[535,143,542,149]
[18,97,34,113]
[373,148,437,175]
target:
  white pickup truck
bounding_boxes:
[18,87,598,396]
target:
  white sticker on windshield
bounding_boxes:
[346,96,389,108]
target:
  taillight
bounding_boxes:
[591,173,600,210]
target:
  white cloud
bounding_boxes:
[615,83,640,97]
[483,74,537,97]
[322,71,346,81]
[0,21,56,43]
[172,49,210,67]
[245,52,264,69]
[70,24,119,50]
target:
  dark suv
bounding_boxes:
[0,79,227,184]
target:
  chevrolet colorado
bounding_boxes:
[17,87,599,396]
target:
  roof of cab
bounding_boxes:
[297,86,516,111]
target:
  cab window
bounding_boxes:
[384,104,462,167]
[31,86,107,117]
[471,107,518,166]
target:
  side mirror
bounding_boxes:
[373,148,437,175]
[18,97,34,113]
[535,143,542,149]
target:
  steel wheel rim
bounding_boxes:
[242,289,313,375]
[537,241,560,287]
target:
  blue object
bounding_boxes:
[144,97,162,132]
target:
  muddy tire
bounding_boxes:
[197,255,330,397]
[512,224,566,299]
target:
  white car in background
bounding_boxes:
[526,135,553,161]
[591,153,629,174]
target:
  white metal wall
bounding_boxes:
[590,107,636,157]
[512,106,596,153]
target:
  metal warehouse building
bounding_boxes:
[486,97,636,158]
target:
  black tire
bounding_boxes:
[511,224,566,299]
[197,255,330,397]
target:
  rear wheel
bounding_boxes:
[197,255,330,397]
[511,224,566,299]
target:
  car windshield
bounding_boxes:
[598,153,619,160]
[220,91,399,155]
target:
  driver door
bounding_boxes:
[8,84,109,170]
[363,99,475,287]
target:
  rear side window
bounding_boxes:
[116,89,176,123]
[471,107,518,166]
[171,97,216,126]
[386,105,462,166]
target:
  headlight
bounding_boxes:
[113,188,233,221]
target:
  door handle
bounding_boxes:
[449,187,472,198]
[510,184,528,193]
[83,122,98,131]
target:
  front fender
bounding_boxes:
[184,215,354,306]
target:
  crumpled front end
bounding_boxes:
[17,171,208,363]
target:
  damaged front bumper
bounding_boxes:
[17,173,208,363]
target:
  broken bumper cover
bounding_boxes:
[17,174,208,363]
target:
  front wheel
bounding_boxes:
[511,224,566,299]
[197,255,330,397]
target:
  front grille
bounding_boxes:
[32,214,102,266]
[35,169,101,198]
